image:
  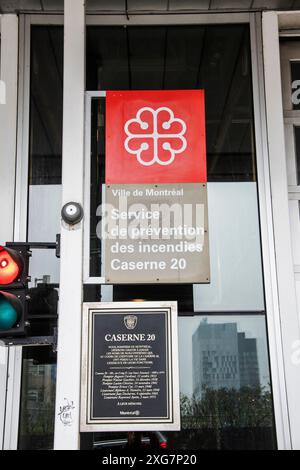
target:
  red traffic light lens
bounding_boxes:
[159,441,168,449]
[0,246,23,285]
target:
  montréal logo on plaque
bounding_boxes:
[124,315,138,330]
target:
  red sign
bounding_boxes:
[105,90,207,184]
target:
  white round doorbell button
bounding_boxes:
[61,202,84,225]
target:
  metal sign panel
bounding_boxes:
[80,301,180,432]
[103,183,210,284]
[105,89,207,184]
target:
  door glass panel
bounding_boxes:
[89,97,105,278]
[18,347,57,450]
[89,104,264,311]
[294,126,300,185]
[80,314,277,450]
[29,26,63,186]
[194,183,264,312]
[83,23,277,450]
[291,61,300,110]
[87,25,264,311]
[18,25,63,450]
[87,25,256,182]
[165,315,277,450]
[28,25,63,285]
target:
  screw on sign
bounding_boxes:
[106,90,207,184]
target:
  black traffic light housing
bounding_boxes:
[0,243,31,338]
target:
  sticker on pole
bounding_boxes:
[106,90,207,184]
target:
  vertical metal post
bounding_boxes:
[0,14,19,450]
[0,14,18,245]
[250,13,291,450]
[54,0,85,450]
[3,347,22,450]
[0,346,7,450]
[263,11,300,450]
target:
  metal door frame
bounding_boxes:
[82,11,290,450]
[262,10,300,450]
[4,8,291,450]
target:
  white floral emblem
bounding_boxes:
[124,106,187,166]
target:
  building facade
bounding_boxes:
[192,321,260,400]
[193,322,241,399]
[0,0,300,451]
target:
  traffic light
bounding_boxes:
[0,244,30,337]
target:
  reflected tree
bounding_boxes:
[167,386,275,450]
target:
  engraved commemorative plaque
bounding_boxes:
[80,302,180,432]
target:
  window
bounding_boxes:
[18,25,63,451]
[18,348,57,450]
[86,25,256,182]
[83,23,276,450]
[164,316,276,450]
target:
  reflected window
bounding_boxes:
[294,126,300,185]
[87,25,262,295]
[28,26,63,284]
[291,61,300,111]
[29,26,63,185]
[83,23,276,450]
[88,105,264,311]
[18,347,57,450]
[87,25,256,182]
[81,314,277,450]
[165,316,276,450]
[18,25,63,450]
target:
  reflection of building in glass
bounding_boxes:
[192,321,260,399]
[23,361,56,411]
[238,332,260,389]
[19,359,57,449]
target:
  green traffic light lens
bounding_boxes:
[0,297,18,330]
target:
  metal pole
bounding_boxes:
[263,11,300,450]
[0,14,19,450]
[54,0,85,450]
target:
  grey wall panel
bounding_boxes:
[252,0,294,9]
[0,0,41,12]
[128,0,169,10]
[0,0,299,12]
[41,0,64,11]
[86,0,125,11]
[210,0,252,9]
[169,0,210,10]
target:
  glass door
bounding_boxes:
[82,22,277,450]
